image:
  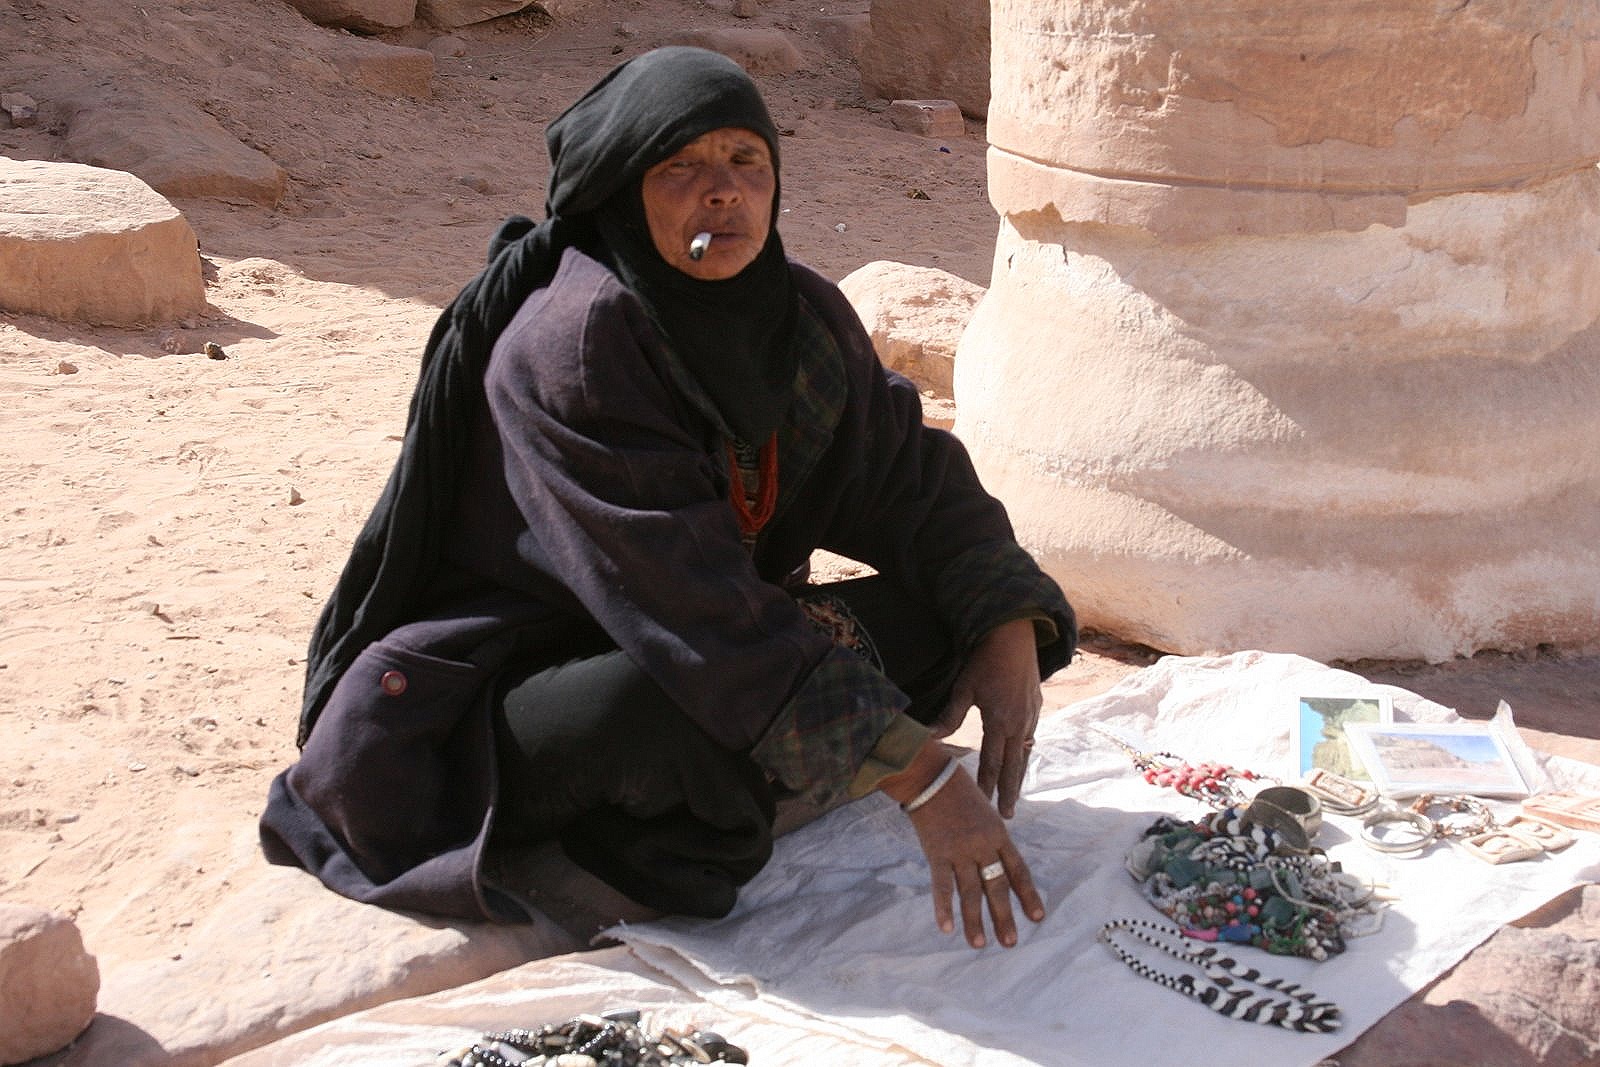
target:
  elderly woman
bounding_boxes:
[261,47,1075,953]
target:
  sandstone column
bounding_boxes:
[957,0,1600,661]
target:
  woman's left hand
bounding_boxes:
[930,618,1041,818]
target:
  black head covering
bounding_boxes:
[551,46,798,445]
[296,47,798,744]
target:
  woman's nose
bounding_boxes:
[703,164,741,204]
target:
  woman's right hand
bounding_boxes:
[881,744,1047,948]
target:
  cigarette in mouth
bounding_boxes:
[688,232,713,261]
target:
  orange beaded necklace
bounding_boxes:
[726,433,779,539]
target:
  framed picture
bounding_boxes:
[1291,695,1392,780]
[1343,721,1530,798]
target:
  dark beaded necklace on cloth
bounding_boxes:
[437,1009,749,1066]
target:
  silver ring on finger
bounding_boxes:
[979,860,1006,881]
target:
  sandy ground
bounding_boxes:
[1,0,1595,1008]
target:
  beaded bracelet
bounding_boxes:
[1407,793,1493,839]
[902,759,959,814]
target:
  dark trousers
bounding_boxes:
[490,576,959,918]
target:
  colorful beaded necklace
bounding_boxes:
[1126,808,1384,962]
[1092,725,1267,808]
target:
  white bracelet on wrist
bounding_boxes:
[901,758,959,814]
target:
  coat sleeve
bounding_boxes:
[799,273,1077,667]
[480,257,907,805]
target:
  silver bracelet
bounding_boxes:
[1361,808,1436,854]
[902,759,959,814]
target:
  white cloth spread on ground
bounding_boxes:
[617,651,1600,1067]
[223,652,1600,1067]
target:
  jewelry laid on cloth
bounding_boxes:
[1126,808,1385,961]
[1522,790,1600,834]
[1244,786,1323,854]
[979,860,1006,881]
[1359,793,1575,864]
[1300,768,1379,815]
[1360,807,1437,855]
[901,758,958,814]
[1091,725,1269,809]
[1424,791,1574,864]
[1497,814,1575,852]
[1409,793,1493,837]
[437,1009,749,1066]
[1097,918,1342,1033]
[1458,826,1550,865]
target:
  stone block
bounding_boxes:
[327,36,436,99]
[1,92,37,127]
[282,0,416,31]
[812,12,870,65]
[668,27,805,76]
[886,98,964,139]
[62,90,286,207]
[0,904,99,1065]
[62,863,577,1066]
[0,159,207,326]
[959,169,1600,661]
[858,0,989,118]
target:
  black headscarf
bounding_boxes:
[296,47,799,745]
[551,46,798,445]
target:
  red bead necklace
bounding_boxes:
[726,433,779,538]
[1092,725,1266,808]
[1138,757,1262,807]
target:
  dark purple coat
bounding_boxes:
[261,249,1074,921]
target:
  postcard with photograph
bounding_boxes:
[1291,695,1392,781]
[1343,721,1530,798]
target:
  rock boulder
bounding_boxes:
[667,27,805,76]
[62,862,578,1066]
[1336,884,1600,1066]
[0,904,99,1065]
[839,260,981,398]
[62,90,286,207]
[0,159,206,326]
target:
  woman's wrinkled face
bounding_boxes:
[641,127,775,280]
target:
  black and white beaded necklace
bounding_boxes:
[1098,918,1342,1033]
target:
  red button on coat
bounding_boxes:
[379,670,407,696]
